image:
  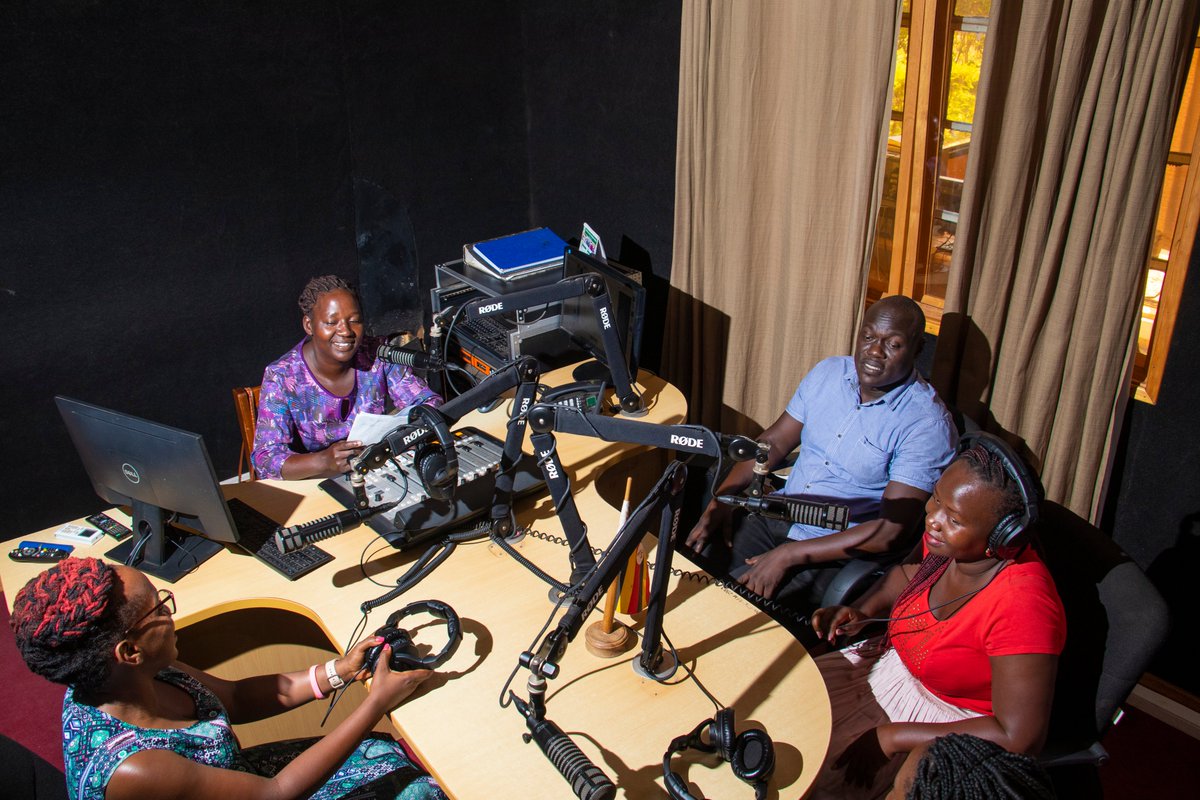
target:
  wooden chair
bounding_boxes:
[232,385,261,482]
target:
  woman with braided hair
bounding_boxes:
[252,274,441,480]
[887,733,1056,799]
[806,442,1066,798]
[10,557,447,800]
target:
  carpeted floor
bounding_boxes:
[1,590,65,771]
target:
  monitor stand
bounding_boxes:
[105,501,222,583]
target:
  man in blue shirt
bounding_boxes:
[685,296,957,608]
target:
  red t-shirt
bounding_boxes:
[888,547,1066,714]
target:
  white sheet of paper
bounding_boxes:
[347,408,411,446]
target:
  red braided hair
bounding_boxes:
[10,557,126,691]
[11,557,115,644]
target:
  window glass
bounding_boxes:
[1134,40,1199,401]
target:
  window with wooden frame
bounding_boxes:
[1134,35,1200,404]
[868,0,988,334]
[871,3,1199,405]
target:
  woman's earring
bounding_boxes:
[985,547,995,558]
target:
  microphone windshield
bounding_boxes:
[376,343,442,370]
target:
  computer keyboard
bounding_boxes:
[227,497,333,581]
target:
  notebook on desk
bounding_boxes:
[464,227,567,281]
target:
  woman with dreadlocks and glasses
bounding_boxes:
[9,557,447,800]
[805,440,1066,799]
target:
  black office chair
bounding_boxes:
[1035,501,1170,769]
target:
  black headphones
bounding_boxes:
[958,430,1042,557]
[407,404,458,502]
[363,599,462,673]
[663,708,774,800]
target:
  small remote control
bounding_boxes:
[9,541,74,563]
[86,512,133,541]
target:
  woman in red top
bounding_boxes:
[808,439,1066,798]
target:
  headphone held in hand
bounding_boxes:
[363,599,461,673]
[407,404,458,502]
[663,708,775,800]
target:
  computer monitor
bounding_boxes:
[558,247,646,384]
[55,396,232,582]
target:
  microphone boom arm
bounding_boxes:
[352,356,542,479]
[519,459,690,682]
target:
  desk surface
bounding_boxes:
[3,368,830,799]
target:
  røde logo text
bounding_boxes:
[478,302,504,314]
[669,434,705,449]
[539,449,559,479]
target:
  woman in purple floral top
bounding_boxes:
[252,275,441,480]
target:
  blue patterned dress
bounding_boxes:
[61,667,446,800]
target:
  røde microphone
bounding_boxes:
[273,502,399,554]
[717,494,851,531]
[513,695,615,800]
[375,343,443,370]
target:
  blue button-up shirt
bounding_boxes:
[780,356,957,540]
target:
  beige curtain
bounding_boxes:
[665,0,902,433]
[931,1,1199,520]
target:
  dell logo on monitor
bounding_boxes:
[122,463,141,484]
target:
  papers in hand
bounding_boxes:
[348,408,411,447]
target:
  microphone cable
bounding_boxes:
[497,587,572,711]
[827,558,1011,645]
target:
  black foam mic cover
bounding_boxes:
[526,715,616,800]
[272,502,398,553]
[376,343,442,370]
[716,494,849,530]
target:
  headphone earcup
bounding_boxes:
[989,512,1023,554]
[730,728,776,784]
[710,708,737,763]
[415,444,453,501]
[385,628,423,671]
[408,404,458,502]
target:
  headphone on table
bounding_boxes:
[407,404,458,502]
[663,708,775,800]
[363,599,462,673]
[958,430,1042,558]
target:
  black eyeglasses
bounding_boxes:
[124,589,175,637]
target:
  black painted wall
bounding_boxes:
[0,1,680,536]
[1107,236,1200,696]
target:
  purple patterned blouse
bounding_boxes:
[251,338,442,479]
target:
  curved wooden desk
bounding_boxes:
[2,368,831,798]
